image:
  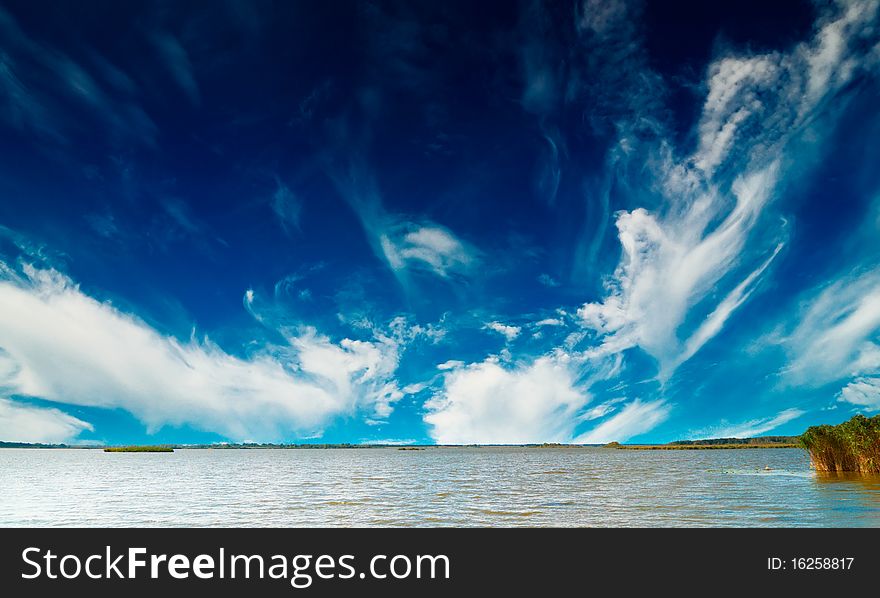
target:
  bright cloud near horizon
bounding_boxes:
[0,0,879,445]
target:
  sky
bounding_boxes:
[0,0,879,446]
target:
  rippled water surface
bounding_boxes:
[2,448,879,526]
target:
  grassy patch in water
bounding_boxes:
[800,415,880,474]
[103,446,174,453]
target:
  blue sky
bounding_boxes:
[1,0,879,445]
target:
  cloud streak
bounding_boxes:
[0,5,156,146]
[574,399,670,444]
[332,163,479,282]
[0,261,409,441]
[0,398,93,444]
[785,269,880,387]
[270,179,303,234]
[686,408,805,440]
[576,0,879,379]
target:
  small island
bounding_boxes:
[800,414,880,474]
[103,446,174,453]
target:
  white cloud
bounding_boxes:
[579,162,782,374]
[0,398,93,444]
[0,262,406,441]
[380,223,476,278]
[331,163,478,281]
[484,321,522,341]
[839,377,880,410]
[695,55,781,175]
[424,355,588,444]
[694,0,879,178]
[782,269,880,412]
[666,242,784,376]
[579,397,626,422]
[687,408,805,440]
[575,0,880,378]
[785,270,880,385]
[574,399,670,444]
[534,318,564,327]
[436,360,464,371]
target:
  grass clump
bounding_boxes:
[104,445,174,453]
[800,415,880,474]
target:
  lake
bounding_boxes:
[2,447,879,527]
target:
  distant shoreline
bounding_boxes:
[604,443,800,450]
[0,437,802,450]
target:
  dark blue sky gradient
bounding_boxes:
[0,0,878,445]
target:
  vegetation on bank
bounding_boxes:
[604,442,800,450]
[670,436,799,446]
[0,441,72,449]
[800,415,880,474]
[603,437,801,450]
[104,446,174,453]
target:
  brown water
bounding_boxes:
[2,447,879,527]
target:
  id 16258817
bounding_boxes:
[768,557,855,571]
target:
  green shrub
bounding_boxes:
[800,415,880,474]
[103,446,174,453]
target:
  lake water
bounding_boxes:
[2,447,879,527]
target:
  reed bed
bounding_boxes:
[800,415,880,474]
[103,446,174,453]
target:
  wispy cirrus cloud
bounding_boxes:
[577,0,879,379]
[573,398,670,444]
[420,0,879,445]
[784,269,880,386]
[331,162,479,282]
[150,31,200,105]
[693,0,880,178]
[779,268,880,413]
[686,408,805,440]
[148,197,227,254]
[0,5,156,146]
[578,162,784,373]
[379,222,476,279]
[270,178,303,234]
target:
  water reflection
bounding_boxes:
[813,472,880,514]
